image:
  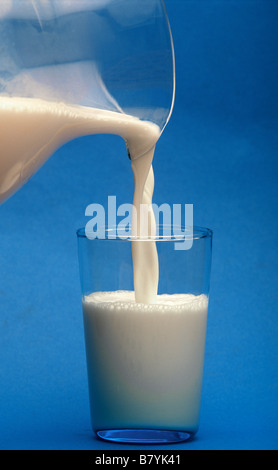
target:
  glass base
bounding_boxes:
[96,429,194,444]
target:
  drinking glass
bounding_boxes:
[77,225,213,444]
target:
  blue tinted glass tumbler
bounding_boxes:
[77,226,213,444]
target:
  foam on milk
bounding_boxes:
[0,96,160,303]
[82,291,208,432]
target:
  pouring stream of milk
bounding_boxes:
[0,97,160,303]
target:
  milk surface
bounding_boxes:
[82,291,208,433]
[0,97,160,303]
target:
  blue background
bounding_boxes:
[0,0,277,450]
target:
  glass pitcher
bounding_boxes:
[0,0,175,203]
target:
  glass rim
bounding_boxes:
[76,225,213,242]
